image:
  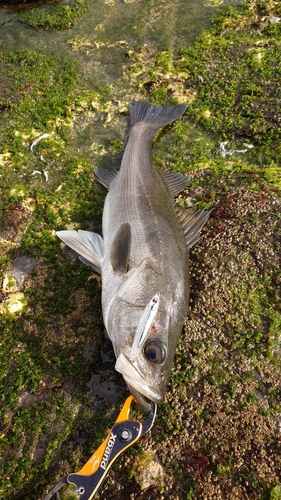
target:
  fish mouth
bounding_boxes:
[115,352,163,412]
[126,385,153,414]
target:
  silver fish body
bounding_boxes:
[57,101,209,412]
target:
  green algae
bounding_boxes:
[270,484,281,500]
[16,0,90,31]
[0,47,112,499]
[122,0,281,168]
[0,0,281,498]
[0,49,78,180]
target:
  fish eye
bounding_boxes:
[144,340,165,364]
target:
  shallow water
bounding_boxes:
[0,0,240,87]
[0,0,242,172]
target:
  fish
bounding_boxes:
[56,101,210,412]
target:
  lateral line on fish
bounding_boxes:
[118,144,164,270]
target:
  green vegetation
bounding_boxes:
[123,0,281,175]
[0,0,281,498]
[0,48,113,498]
[0,49,78,175]
[270,484,281,500]
[17,0,90,31]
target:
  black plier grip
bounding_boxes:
[43,396,156,500]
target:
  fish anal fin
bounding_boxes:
[176,209,211,248]
[110,223,131,272]
[162,170,190,198]
[56,230,104,274]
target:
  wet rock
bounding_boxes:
[5,255,38,291]
[1,255,37,313]
[83,341,98,360]
[62,376,76,394]
[134,451,165,491]
[87,371,126,405]
[0,291,25,314]
[32,435,49,463]
[100,340,115,362]
[18,390,38,408]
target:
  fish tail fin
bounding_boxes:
[129,101,187,134]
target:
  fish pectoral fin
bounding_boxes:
[78,256,101,274]
[162,170,190,198]
[177,209,211,248]
[56,230,104,274]
[110,222,131,272]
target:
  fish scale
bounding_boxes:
[56,100,210,413]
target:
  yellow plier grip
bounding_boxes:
[43,396,157,500]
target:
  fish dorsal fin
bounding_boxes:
[162,170,190,198]
[95,169,118,190]
[95,167,189,196]
[110,223,131,272]
[175,208,211,248]
[56,230,104,274]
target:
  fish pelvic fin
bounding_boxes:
[56,230,104,274]
[129,101,187,134]
[176,209,211,248]
[110,222,131,272]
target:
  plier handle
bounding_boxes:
[43,396,157,500]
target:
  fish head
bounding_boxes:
[105,261,188,412]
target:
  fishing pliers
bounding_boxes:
[43,396,157,499]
